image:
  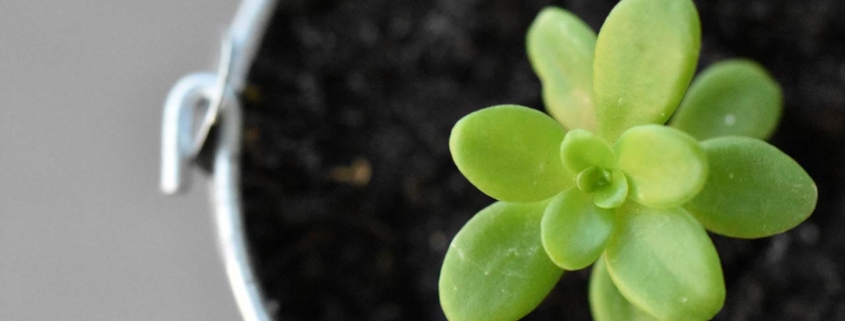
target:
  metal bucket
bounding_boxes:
[160,1,277,320]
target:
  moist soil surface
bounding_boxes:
[235,0,845,320]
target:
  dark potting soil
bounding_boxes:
[235,0,845,320]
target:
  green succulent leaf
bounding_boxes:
[528,7,598,132]
[670,59,783,140]
[684,136,817,238]
[440,201,564,321]
[594,0,701,141]
[576,166,613,194]
[590,256,660,321]
[541,189,616,270]
[560,129,616,174]
[614,125,708,208]
[605,204,725,321]
[594,169,628,209]
[450,105,573,203]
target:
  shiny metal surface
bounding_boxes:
[160,0,277,320]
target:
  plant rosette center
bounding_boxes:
[447,105,712,275]
[559,125,707,211]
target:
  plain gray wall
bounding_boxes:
[1,1,246,320]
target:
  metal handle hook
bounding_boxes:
[159,1,276,321]
[161,74,272,321]
[160,72,218,195]
[161,0,275,195]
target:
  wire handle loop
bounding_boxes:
[160,1,276,321]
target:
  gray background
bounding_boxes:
[1,1,245,320]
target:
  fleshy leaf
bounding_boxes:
[576,166,612,194]
[440,201,564,321]
[605,204,725,321]
[527,7,598,132]
[614,125,708,208]
[670,59,783,140]
[594,170,628,209]
[450,105,572,203]
[541,189,615,270]
[684,136,817,238]
[594,0,701,141]
[589,256,660,321]
[560,129,616,174]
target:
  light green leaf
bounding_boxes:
[594,0,701,142]
[614,125,708,208]
[685,137,817,238]
[450,105,573,203]
[576,166,613,194]
[605,204,725,321]
[590,256,660,321]
[560,129,616,174]
[670,59,783,140]
[527,7,597,132]
[541,189,616,270]
[594,170,628,209]
[440,201,564,321]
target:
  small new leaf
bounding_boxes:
[593,169,628,209]
[560,129,616,174]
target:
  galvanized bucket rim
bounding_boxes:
[160,1,277,320]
